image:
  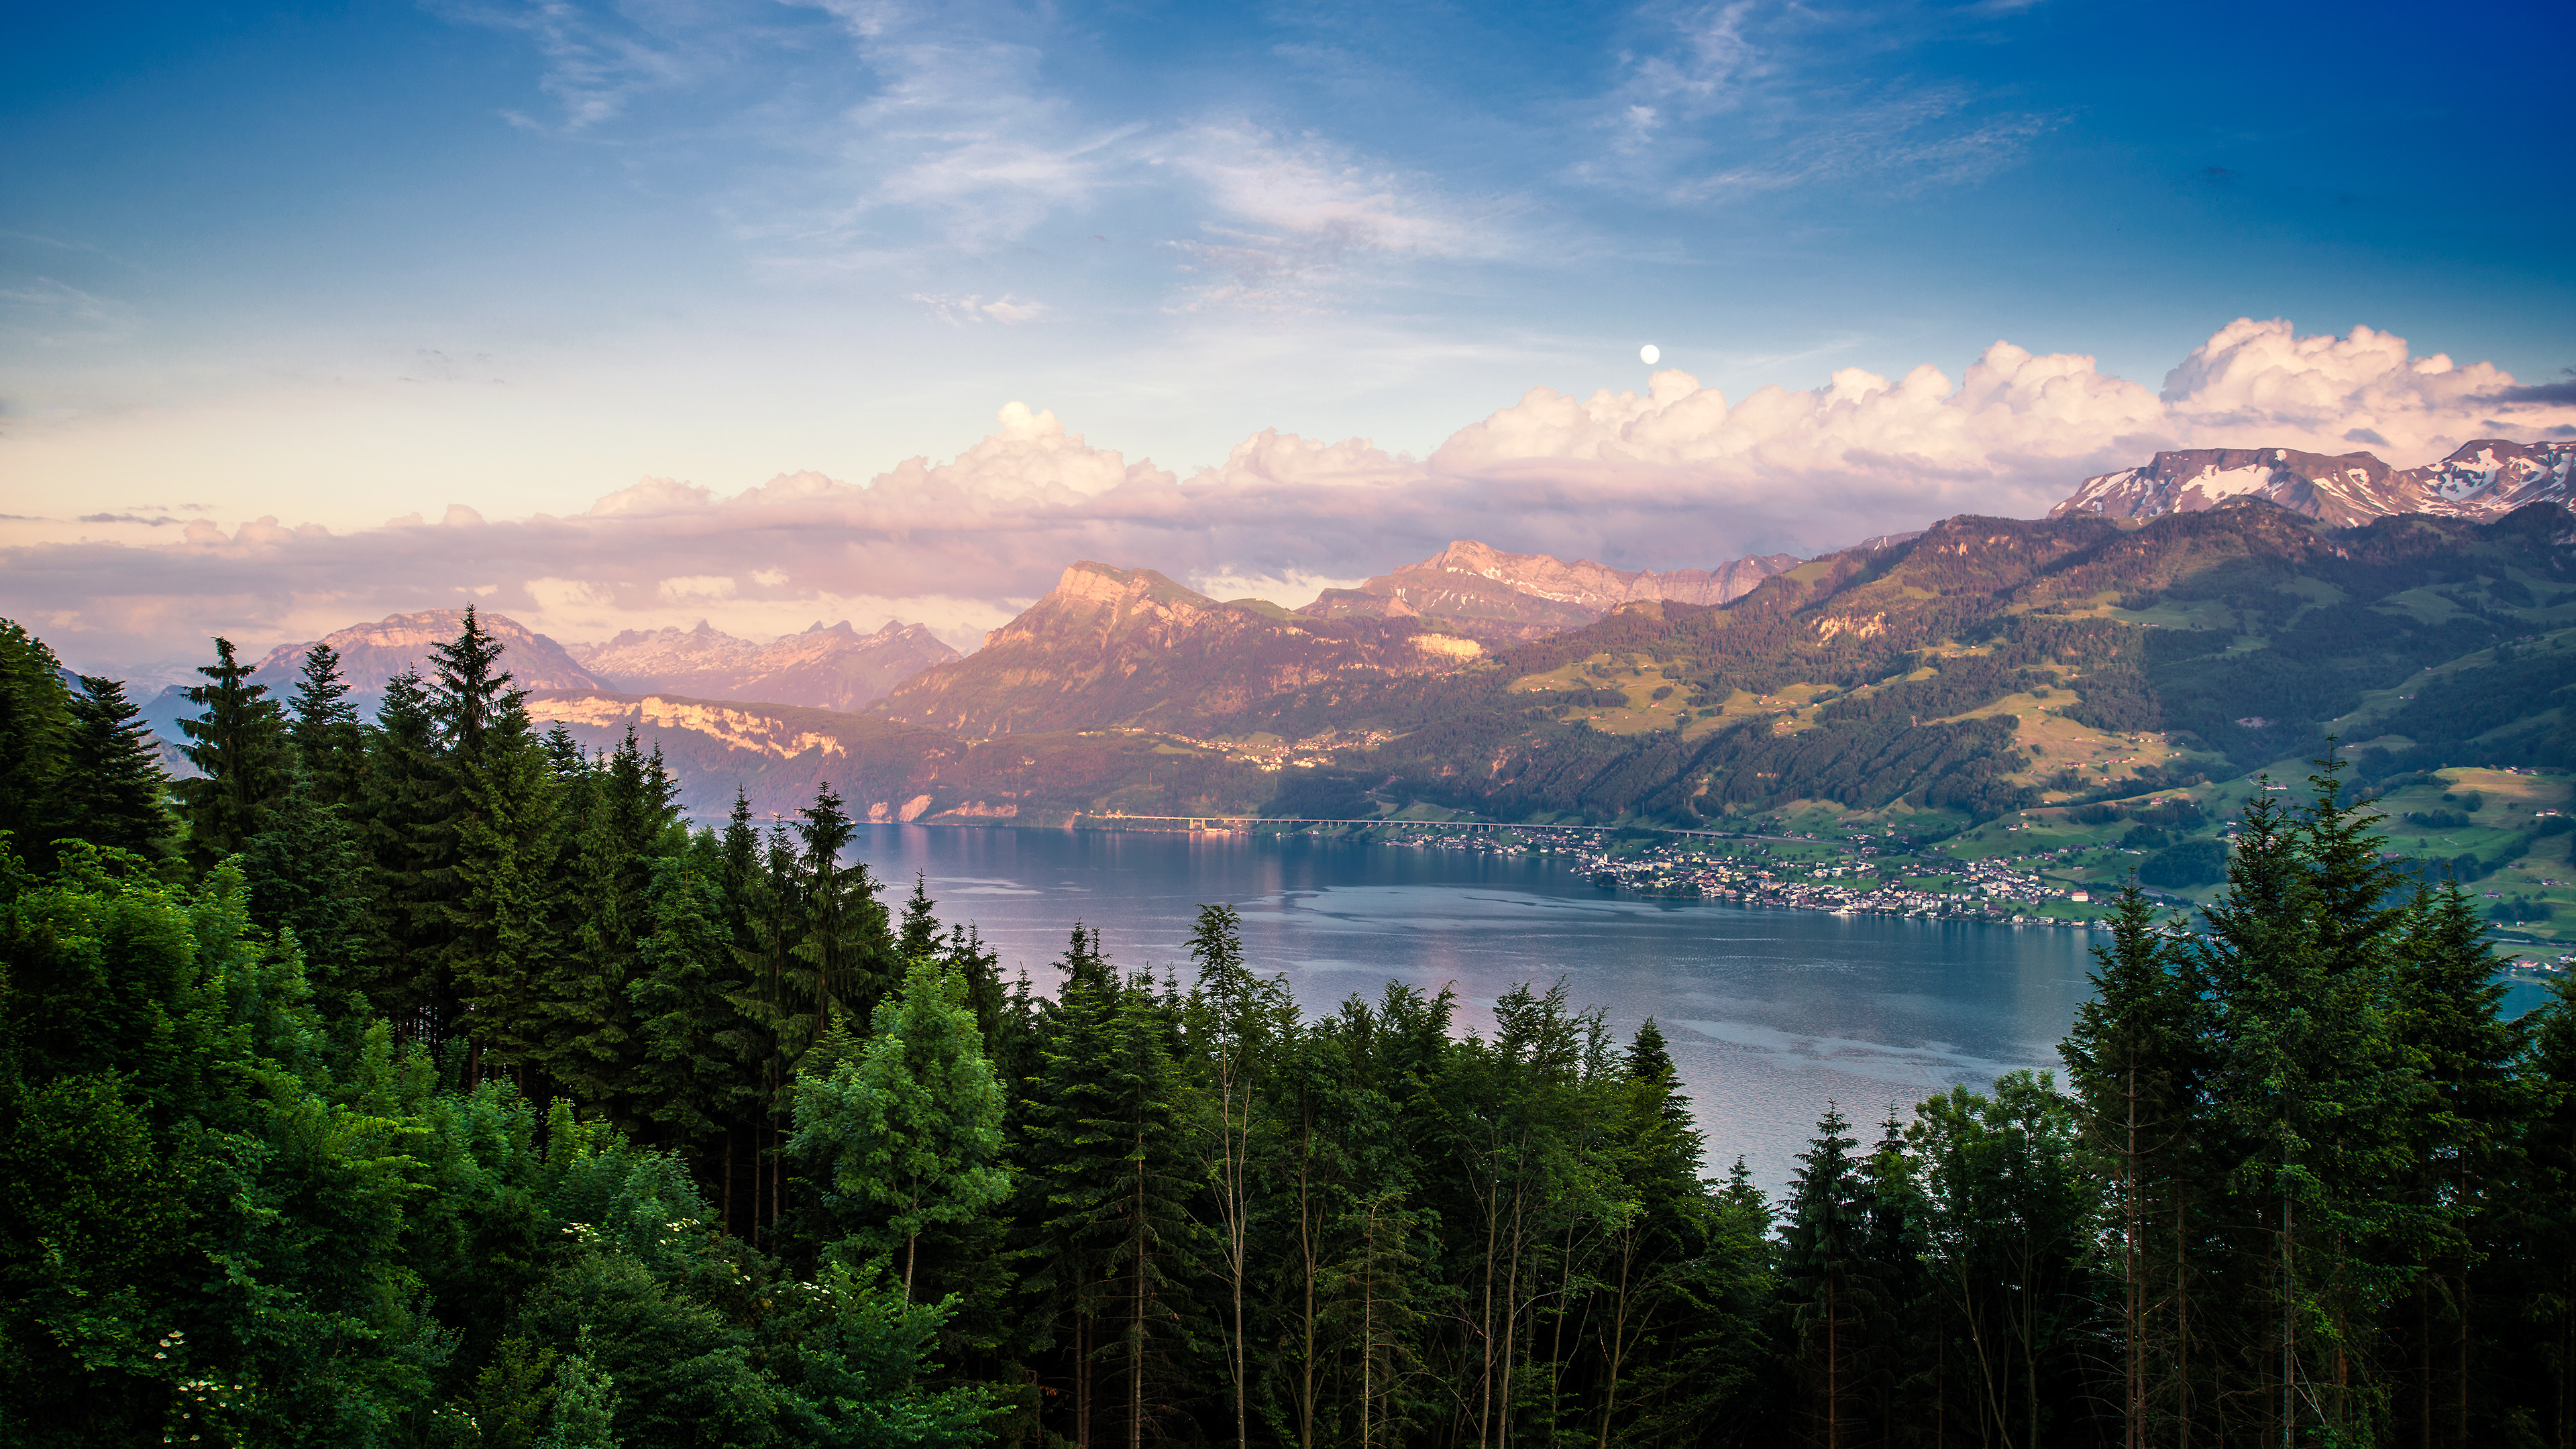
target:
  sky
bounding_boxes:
[5,0,2573,676]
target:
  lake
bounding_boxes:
[843,824,2559,1193]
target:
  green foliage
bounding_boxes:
[792,957,1012,1298]
[176,635,290,869]
[2138,835,2229,887]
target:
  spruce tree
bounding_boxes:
[176,635,288,869]
[446,706,564,1089]
[540,727,674,1120]
[285,641,367,808]
[2386,879,2530,1442]
[62,674,173,859]
[630,851,755,1155]
[2062,881,2208,1447]
[239,771,384,1026]
[791,782,896,1042]
[354,669,457,1044]
[1780,1104,1872,1449]
[0,620,72,867]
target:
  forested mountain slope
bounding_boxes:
[1248,498,2576,826]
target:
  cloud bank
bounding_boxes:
[10,318,2572,675]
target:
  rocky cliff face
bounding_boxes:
[2050,439,2576,527]
[252,609,602,696]
[1297,539,1799,638]
[572,619,960,711]
[871,561,1483,737]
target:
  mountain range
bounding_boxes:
[2051,439,2576,527]
[116,435,2576,843]
[1296,539,1799,639]
[568,619,961,712]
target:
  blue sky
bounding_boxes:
[5,0,2573,664]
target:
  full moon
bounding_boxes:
[1640,343,1660,365]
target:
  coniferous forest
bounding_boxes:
[5,606,2576,1449]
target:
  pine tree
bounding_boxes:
[794,956,1014,1300]
[1591,1019,1717,1446]
[791,782,896,1043]
[427,604,522,759]
[62,674,173,859]
[1780,1104,1871,1449]
[2062,881,2207,1448]
[2196,758,2415,1444]
[176,636,288,869]
[630,849,756,1159]
[446,704,564,1088]
[0,620,73,869]
[1020,924,1125,1446]
[540,727,676,1120]
[2387,879,2530,1444]
[354,669,457,1044]
[239,771,384,1026]
[285,641,368,808]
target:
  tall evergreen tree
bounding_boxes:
[62,674,173,859]
[354,669,457,1044]
[2063,882,2209,1448]
[0,620,72,868]
[1780,1104,1873,1449]
[791,782,895,1041]
[631,849,756,1157]
[285,641,368,808]
[176,635,288,869]
[240,771,384,1028]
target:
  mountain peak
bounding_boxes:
[1297,540,1799,638]
[2050,437,2576,526]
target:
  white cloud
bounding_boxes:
[1185,568,1373,609]
[657,574,740,603]
[908,292,1051,325]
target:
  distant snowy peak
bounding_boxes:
[2049,439,2576,527]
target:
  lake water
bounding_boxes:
[844,825,2560,1194]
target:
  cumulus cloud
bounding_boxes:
[12,319,2573,678]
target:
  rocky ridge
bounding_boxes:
[871,561,1485,738]
[1296,539,1799,639]
[2049,439,2576,527]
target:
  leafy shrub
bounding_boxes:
[2408,810,2471,830]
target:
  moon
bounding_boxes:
[1640,343,1660,365]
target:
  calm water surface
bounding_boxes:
[843,825,2557,1193]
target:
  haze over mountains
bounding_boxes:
[568,619,961,712]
